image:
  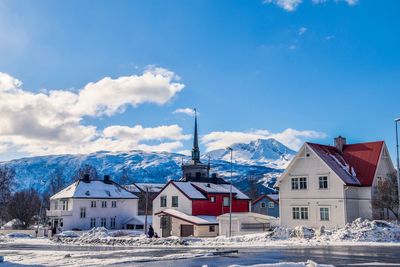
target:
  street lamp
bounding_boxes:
[395,118,400,214]
[227,147,233,237]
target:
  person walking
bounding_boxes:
[148,225,154,238]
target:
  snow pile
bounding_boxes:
[229,260,334,267]
[328,218,400,242]
[57,227,187,246]
[292,226,315,239]
[55,231,80,238]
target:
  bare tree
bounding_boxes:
[246,175,260,200]
[72,164,100,181]
[7,189,41,229]
[42,168,65,211]
[372,172,399,220]
[0,166,15,222]
[119,169,134,185]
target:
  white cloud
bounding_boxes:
[263,0,302,12]
[298,27,307,35]
[202,128,326,151]
[0,69,187,156]
[173,108,197,117]
[265,0,358,11]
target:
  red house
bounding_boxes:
[152,111,250,237]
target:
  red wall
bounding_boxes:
[192,194,249,216]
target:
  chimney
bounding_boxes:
[83,174,90,183]
[103,175,111,184]
[334,136,346,152]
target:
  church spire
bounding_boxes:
[191,108,200,163]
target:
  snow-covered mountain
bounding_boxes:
[205,138,296,168]
[0,138,295,196]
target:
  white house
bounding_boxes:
[46,175,139,233]
[275,136,396,229]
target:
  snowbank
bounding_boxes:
[6,232,33,239]
[228,260,334,267]
[55,219,400,247]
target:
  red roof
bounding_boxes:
[252,194,279,205]
[307,141,384,186]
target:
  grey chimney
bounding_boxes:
[83,174,90,183]
[334,136,346,152]
[104,175,111,184]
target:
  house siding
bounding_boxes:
[192,194,250,216]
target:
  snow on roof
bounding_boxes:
[307,141,384,186]
[134,183,165,193]
[51,180,138,200]
[172,181,207,199]
[123,215,152,225]
[217,212,276,221]
[155,209,217,225]
[191,182,250,200]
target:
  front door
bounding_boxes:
[160,216,171,237]
[180,224,194,237]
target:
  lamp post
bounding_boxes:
[395,118,400,215]
[227,147,233,237]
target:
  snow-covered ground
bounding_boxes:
[48,219,400,248]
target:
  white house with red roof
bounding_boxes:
[275,136,396,229]
[152,111,251,237]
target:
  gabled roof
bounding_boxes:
[155,209,218,225]
[307,141,384,186]
[252,194,279,205]
[155,180,251,201]
[51,180,138,200]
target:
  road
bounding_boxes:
[1,242,400,266]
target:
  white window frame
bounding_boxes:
[210,196,215,203]
[319,207,330,221]
[110,217,116,228]
[291,177,307,190]
[318,176,329,190]
[101,201,107,208]
[160,196,167,207]
[111,201,117,208]
[100,218,107,227]
[223,196,230,207]
[261,202,266,208]
[91,201,96,208]
[268,202,274,208]
[90,218,96,228]
[292,207,309,220]
[171,196,179,207]
[80,207,86,218]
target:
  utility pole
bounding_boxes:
[395,118,400,217]
[227,147,233,237]
[144,186,149,235]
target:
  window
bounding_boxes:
[135,225,144,230]
[320,207,329,221]
[90,218,96,228]
[160,196,167,207]
[101,201,107,208]
[172,196,178,207]
[291,177,307,190]
[261,202,266,208]
[319,176,328,189]
[54,201,58,210]
[209,225,215,232]
[62,200,68,211]
[60,219,63,227]
[210,196,215,203]
[80,207,86,218]
[268,202,275,208]
[292,207,308,220]
[100,218,106,227]
[223,197,230,207]
[91,201,96,208]
[110,217,116,228]
[111,201,117,208]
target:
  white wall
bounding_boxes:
[49,198,138,231]
[277,144,348,229]
[152,183,192,235]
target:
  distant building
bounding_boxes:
[124,183,165,215]
[252,194,279,218]
[46,175,139,232]
[276,136,396,229]
[152,111,251,237]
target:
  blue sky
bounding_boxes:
[0,0,399,161]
